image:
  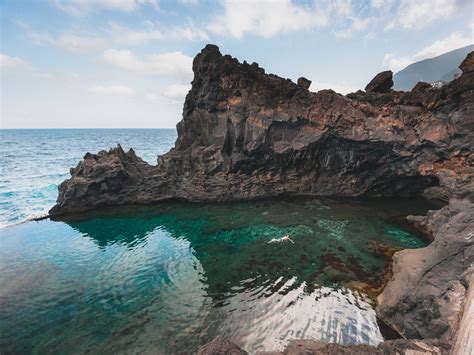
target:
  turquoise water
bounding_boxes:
[0,129,177,227]
[0,198,435,354]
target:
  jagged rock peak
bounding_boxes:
[365,70,393,93]
[297,76,312,89]
[459,51,474,73]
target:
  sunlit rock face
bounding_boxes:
[50,46,472,216]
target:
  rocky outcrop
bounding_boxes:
[50,46,473,216]
[297,76,311,89]
[377,198,474,342]
[50,46,474,353]
[364,70,393,93]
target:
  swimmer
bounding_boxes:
[267,234,294,244]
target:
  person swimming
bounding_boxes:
[267,234,294,244]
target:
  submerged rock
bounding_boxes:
[197,336,246,355]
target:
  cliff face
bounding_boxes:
[50,45,473,215]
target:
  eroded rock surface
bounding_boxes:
[50,46,473,216]
[377,198,474,342]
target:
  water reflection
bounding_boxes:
[1,197,437,354]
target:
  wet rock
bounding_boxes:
[197,336,246,355]
[297,77,311,89]
[365,70,393,93]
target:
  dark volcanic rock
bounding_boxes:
[297,76,311,89]
[365,70,394,93]
[50,46,473,216]
[459,51,474,73]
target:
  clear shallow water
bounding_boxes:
[0,198,435,354]
[0,129,177,227]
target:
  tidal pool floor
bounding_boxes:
[0,197,439,354]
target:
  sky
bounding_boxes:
[1,0,473,128]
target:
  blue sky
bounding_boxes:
[1,0,473,128]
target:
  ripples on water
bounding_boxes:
[0,198,435,354]
[0,129,176,227]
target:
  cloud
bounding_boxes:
[383,31,473,72]
[163,83,191,100]
[107,22,208,46]
[26,30,107,53]
[208,0,329,39]
[393,0,463,30]
[103,49,193,76]
[54,0,159,16]
[178,0,199,5]
[87,85,134,95]
[335,17,371,39]
[0,54,27,71]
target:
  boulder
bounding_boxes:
[297,76,311,89]
[365,70,393,93]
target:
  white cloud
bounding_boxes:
[335,17,371,39]
[107,22,208,46]
[103,49,193,76]
[208,0,329,39]
[27,31,107,53]
[383,31,473,71]
[0,54,27,71]
[88,85,134,95]
[394,0,461,30]
[178,0,199,5]
[163,83,191,100]
[54,0,159,16]
[370,0,386,9]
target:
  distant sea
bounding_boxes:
[0,129,177,228]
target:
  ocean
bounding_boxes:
[0,129,177,227]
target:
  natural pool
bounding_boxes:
[0,197,438,354]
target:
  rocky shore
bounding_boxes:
[50,46,473,354]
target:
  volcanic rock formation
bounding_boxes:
[50,45,473,215]
[50,45,474,352]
